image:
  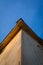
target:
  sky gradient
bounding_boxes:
[0,0,43,43]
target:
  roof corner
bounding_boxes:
[16,18,24,24]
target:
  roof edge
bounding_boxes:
[0,18,43,53]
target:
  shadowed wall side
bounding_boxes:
[22,30,43,65]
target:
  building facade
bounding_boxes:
[0,18,43,65]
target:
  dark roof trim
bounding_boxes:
[0,18,43,53]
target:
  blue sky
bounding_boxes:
[0,0,43,42]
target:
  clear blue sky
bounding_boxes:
[0,0,43,43]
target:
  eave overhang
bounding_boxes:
[0,18,43,53]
